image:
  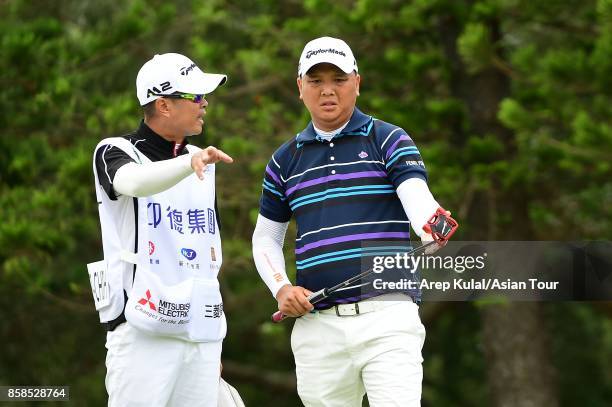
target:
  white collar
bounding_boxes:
[313,120,349,141]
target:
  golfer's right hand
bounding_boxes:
[276,284,314,317]
[192,146,233,180]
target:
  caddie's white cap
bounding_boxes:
[297,36,358,77]
[136,53,227,106]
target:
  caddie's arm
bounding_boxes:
[252,214,313,317]
[113,146,233,197]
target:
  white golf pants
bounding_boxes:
[291,300,426,407]
[105,322,222,407]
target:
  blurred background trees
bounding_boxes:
[1,0,611,405]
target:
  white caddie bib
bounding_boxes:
[87,260,110,310]
[89,138,225,342]
[88,137,144,324]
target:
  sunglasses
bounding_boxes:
[151,93,206,103]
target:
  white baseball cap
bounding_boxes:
[297,37,358,77]
[136,53,227,106]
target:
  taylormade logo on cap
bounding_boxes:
[305,48,347,59]
[298,37,358,77]
[179,63,197,76]
[136,53,227,106]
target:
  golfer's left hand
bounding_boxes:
[422,209,453,254]
[421,233,441,255]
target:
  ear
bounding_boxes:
[155,98,172,117]
[355,73,361,97]
[297,76,303,100]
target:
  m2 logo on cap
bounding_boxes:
[181,248,197,261]
[180,63,197,76]
[146,81,172,97]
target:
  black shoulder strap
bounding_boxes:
[215,195,222,232]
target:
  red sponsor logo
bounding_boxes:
[138,289,157,311]
[149,241,155,255]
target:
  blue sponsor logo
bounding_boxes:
[181,248,197,261]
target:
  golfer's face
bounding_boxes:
[298,63,360,131]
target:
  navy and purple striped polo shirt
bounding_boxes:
[259,107,427,308]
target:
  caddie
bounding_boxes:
[252,37,455,406]
[89,52,233,407]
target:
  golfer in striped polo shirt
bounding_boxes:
[252,37,450,406]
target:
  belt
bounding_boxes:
[316,293,413,317]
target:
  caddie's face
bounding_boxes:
[156,97,208,142]
[164,96,209,139]
[297,63,360,131]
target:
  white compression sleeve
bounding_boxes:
[252,214,291,298]
[113,154,194,197]
[396,178,440,237]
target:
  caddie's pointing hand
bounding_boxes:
[192,146,234,180]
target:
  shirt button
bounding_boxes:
[330,143,334,148]
[330,156,335,161]
[331,170,336,175]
